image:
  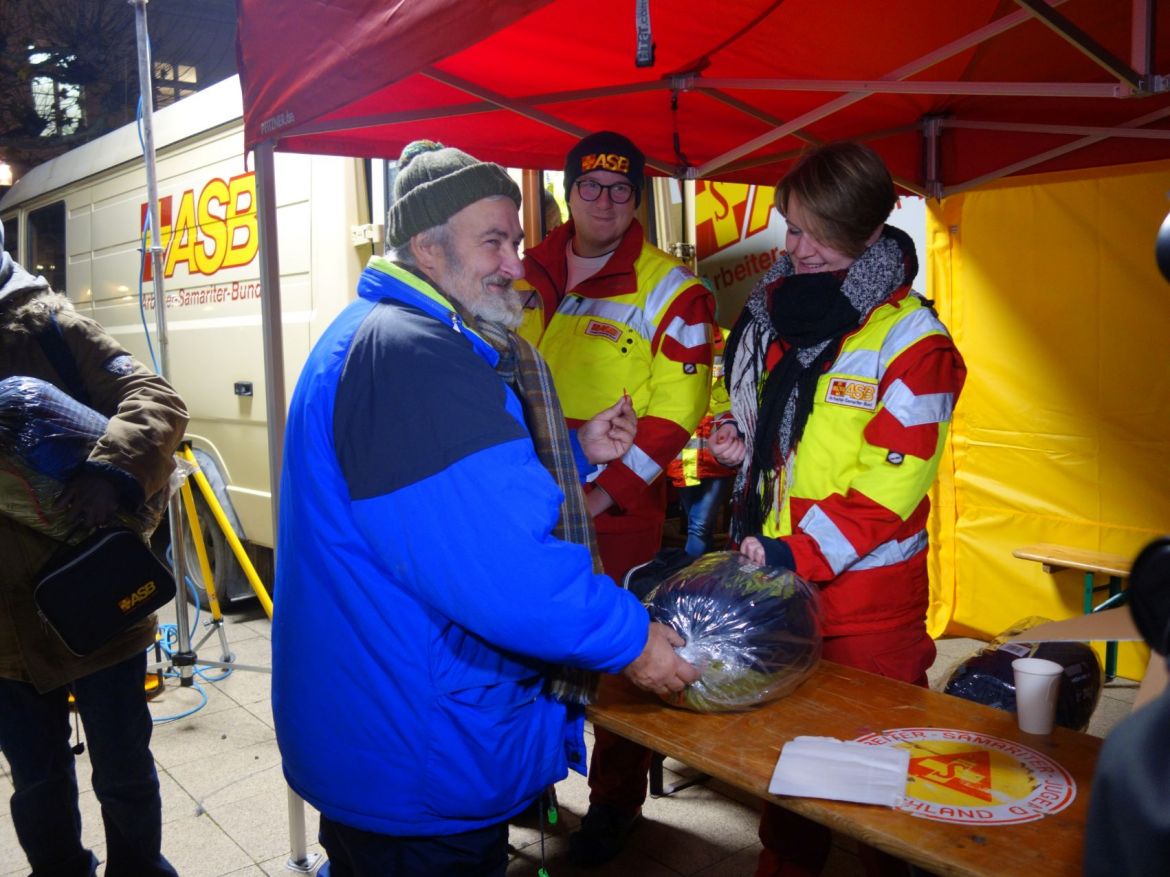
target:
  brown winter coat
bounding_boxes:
[0,275,188,692]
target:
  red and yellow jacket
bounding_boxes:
[752,288,966,636]
[518,220,716,530]
[667,352,736,487]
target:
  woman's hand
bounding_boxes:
[710,421,746,467]
[739,536,766,566]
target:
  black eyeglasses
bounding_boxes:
[575,178,635,204]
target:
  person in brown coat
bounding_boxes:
[0,218,187,877]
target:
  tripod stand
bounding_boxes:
[149,445,273,694]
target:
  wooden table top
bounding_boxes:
[1013,543,1133,578]
[587,661,1103,877]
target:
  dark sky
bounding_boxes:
[1,0,239,173]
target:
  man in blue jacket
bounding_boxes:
[273,140,700,876]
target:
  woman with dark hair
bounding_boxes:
[710,142,966,877]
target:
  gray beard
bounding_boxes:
[471,288,523,329]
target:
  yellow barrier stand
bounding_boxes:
[179,446,274,619]
[179,478,224,621]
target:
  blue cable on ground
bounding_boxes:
[149,547,235,724]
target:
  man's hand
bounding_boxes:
[709,421,746,468]
[55,471,120,530]
[623,622,701,697]
[579,395,637,464]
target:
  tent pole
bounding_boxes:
[682,179,697,272]
[521,169,542,250]
[923,115,944,202]
[131,0,196,684]
[1131,0,1153,80]
[253,139,318,873]
[254,140,286,517]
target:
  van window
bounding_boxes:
[1,216,18,264]
[28,202,66,293]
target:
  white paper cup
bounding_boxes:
[1012,657,1064,734]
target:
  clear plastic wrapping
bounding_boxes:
[0,375,187,542]
[645,551,823,712]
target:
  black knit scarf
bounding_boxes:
[725,225,918,543]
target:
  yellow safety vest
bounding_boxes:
[534,243,711,434]
[762,293,952,556]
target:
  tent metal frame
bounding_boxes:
[272,0,1167,199]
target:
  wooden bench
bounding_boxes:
[1012,543,1133,679]
[589,666,1103,877]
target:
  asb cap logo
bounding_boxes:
[580,153,631,174]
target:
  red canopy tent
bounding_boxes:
[233,3,1169,866]
[237,0,1170,197]
[234,0,1170,507]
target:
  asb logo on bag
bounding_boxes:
[119,580,158,614]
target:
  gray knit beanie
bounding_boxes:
[386,141,521,248]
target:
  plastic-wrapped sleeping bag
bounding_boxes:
[0,375,178,542]
[645,551,822,712]
[942,617,1103,731]
[0,375,108,480]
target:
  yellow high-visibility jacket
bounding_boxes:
[667,353,736,487]
[518,220,716,532]
[742,288,966,635]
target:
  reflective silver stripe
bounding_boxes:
[851,530,929,571]
[831,349,880,379]
[662,315,711,350]
[683,436,704,450]
[623,443,662,484]
[883,379,954,426]
[797,505,858,576]
[558,296,652,341]
[880,308,945,370]
[643,266,694,320]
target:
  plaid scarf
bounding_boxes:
[476,318,603,705]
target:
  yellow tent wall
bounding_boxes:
[926,160,1170,680]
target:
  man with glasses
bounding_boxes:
[518,131,717,867]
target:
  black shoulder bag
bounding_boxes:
[31,315,176,655]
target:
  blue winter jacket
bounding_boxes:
[272,258,649,836]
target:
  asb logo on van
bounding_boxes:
[141,172,259,281]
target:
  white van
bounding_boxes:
[0,76,373,604]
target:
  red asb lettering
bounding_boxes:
[580,153,631,174]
